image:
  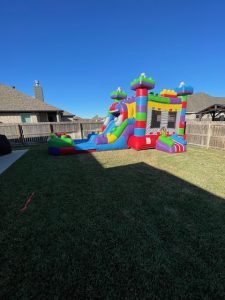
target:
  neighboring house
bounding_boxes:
[91,115,105,122]
[0,81,74,124]
[61,111,75,122]
[61,111,82,122]
[186,93,225,121]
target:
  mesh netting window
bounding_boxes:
[168,112,177,128]
[151,110,161,128]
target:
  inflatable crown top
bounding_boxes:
[174,81,193,95]
[130,73,155,90]
[111,87,127,100]
[160,89,177,97]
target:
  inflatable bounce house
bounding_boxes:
[48,73,193,155]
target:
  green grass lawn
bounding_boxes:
[0,145,225,299]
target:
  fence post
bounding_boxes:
[184,121,186,135]
[206,122,211,149]
[18,124,24,145]
[50,123,53,133]
[80,123,84,139]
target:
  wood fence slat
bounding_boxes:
[0,123,20,139]
[186,121,225,150]
[1,121,224,150]
[0,121,103,144]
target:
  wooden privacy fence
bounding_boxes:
[186,121,225,150]
[1,120,225,150]
[0,121,103,145]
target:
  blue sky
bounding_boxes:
[1,0,225,118]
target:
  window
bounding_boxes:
[151,110,161,128]
[168,112,177,128]
[48,113,57,122]
[21,113,31,123]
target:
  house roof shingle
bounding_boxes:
[0,84,63,112]
[62,111,75,117]
[187,93,225,113]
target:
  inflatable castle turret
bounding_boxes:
[175,82,194,136]
[128,73,155,149]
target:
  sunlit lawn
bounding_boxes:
[0,145,225,299]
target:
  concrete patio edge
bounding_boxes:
[0,149,28,175]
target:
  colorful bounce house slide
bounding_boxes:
[48,73,193,155]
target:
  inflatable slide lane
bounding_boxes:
[48,88,136,155]
[156,133,187,153]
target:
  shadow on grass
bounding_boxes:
[0,147,225,299]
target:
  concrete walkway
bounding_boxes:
[0,149,28,175]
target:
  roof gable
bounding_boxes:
[187,93,225,113]
[0,84,63,112]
